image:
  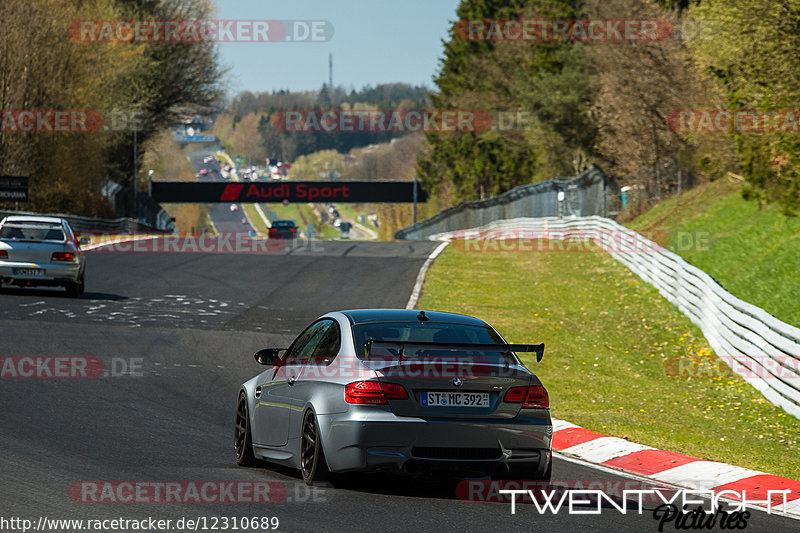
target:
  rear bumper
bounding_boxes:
[318,408,552,477]
[0,261,81,284]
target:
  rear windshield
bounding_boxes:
[0,222,65,242]
[272,221,296,228]
[352,321,516,364]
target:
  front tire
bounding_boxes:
[300,409,330,485]
[234,392,256,466]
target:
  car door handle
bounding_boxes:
[255,386,262,398]
[288,376,297,386]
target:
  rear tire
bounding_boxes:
[300,409,330,485]
[78,272,85,295]
[65,282,80,298]
[234,392,256,467]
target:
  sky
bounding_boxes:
[215,0,461,96]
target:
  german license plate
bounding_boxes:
[421,391,490,407]
[13,268,45,277]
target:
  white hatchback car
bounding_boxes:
[0,216,88,297]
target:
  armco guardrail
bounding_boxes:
[431,216,800,419]
[0,210,172,234]
[395,165,617,240]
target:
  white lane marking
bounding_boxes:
[560,437,653,463]
[254,203,272,229]
[406,242,450,309]
[650,461,765,490]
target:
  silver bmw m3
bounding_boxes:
[235,309,552,485]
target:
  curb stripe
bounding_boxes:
[712,475,800,505]
[602,449,699,476]
[552,427,605,449]
[550,418,800,517]
[649,461,764,490]
[559,437,652,464]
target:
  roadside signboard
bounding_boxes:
[0,176,29,202]
[151,181,427,203]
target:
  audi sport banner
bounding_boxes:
[0,176,29,201]
[151,181,427,203]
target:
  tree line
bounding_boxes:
[418,0,800,216]
[214,83,430,165]
[0,0,222,216]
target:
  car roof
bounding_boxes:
[1,216,64,224]
[337,309,489,327]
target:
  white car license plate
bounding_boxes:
[421,391,490,407]
[13,268,45,277]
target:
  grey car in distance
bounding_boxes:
[0,216,88,297]
[235,309,552,485]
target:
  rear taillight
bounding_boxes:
[344,381,408,404]
[504,385,549,409]
[269,228,278,234]
[51,252,77,262]
[380,382,408,400]
[0,250,7,260]
[290,227,296,232]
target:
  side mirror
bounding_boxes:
[254,348,285,365]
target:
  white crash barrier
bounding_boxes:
[431,216,800,419]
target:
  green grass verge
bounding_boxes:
[417,245,800,479]
[242,204,269,234]
[629,178,800,328]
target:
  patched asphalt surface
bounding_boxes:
[1,241,795,532]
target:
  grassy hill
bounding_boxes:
[628,177,800,329]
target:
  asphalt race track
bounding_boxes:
[188,150,254,234]
[1,241,796,532]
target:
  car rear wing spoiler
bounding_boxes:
[365,339,545,362]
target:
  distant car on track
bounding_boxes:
[0,216,88,297]
[234,309,552,485]
[268,220,298,239]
